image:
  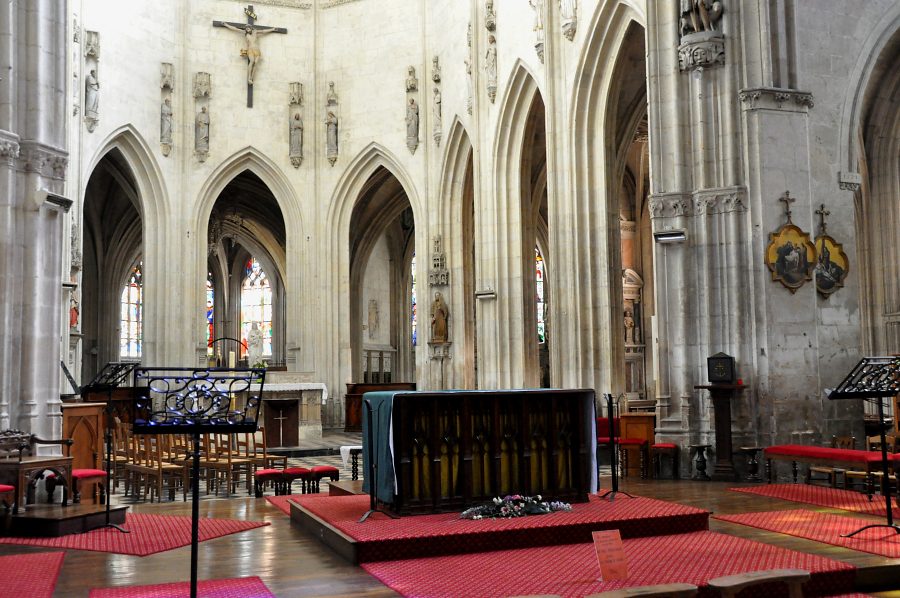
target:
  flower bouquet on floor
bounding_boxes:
[460,494,572,520]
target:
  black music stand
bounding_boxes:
[828,356,900,537]
[133,367,265,598]
[359,397,399,522]
[598,393,633,501]
[81,361,139,533]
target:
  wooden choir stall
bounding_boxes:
[362,389,597,515]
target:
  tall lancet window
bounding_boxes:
[241,257,272,359]
[536,247,546,344]
[410,252,417,346]
[120,260,143,358]
[206,273,215,357]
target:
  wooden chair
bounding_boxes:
[845,435,897,492]
[238,428,286,493]
[125,434,187,502]
[203,434,253,497]
[806,435,855,487]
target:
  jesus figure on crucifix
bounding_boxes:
[219,22,278,84]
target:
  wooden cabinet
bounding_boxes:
[344,382,415,431]
[61,402,105,470]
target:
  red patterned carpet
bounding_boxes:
[265,493,299,516]
[89,576,275,597]
[731,484,892,516]
[361,530,856,598]
[0,551,65,598]
[714,509,900,558]
[0,513,269,556]
[292,493,710,562]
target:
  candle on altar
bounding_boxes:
[228,351,236,368]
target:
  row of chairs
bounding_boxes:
[807,434,899,490]
[106,424,287,502]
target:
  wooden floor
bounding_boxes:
[1,478,899,596]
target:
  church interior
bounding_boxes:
[2,0,900,596]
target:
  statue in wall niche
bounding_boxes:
[69,295,80,330]
[406,98,419,153]
[485,0,496,31]
[195,106,210,153]
[84,69,99,118]
[559,0,577,40]
[624,309,635,345]
[406,66,418,93]
[530,0,545,39]
[431,291,449,343]
[680,0,724,37]
[432,87,442,142]
[325,111,339,165]
[289,111,304,167]
[160,98,173,145]
[485,35,498,103]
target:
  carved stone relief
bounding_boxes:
[465,24,474,115]
[84,30,100,59]
[432,56,442,146]
[16,142,68,180]
[193,72,212,98]
[406,66,418,93]
[289,82,304,168]
[677,1,725,72]
[485,0,496,32]
[406,67,420,154]
[738,87,814,111]
[650,187,747,219]
[0,138,19,167]
[429,235,449,286]
[367,299,379,339]
[560,0,577,40]
[193,72,211,162]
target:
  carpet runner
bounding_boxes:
[731,484,893,516]
[714,509,900,558]
[361,530,856,597]
[292,493,710,562]
[89,576,275,597]
[0,551,65,598]
[265,493,300,516]
[0,513,269,556]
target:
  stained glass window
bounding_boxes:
[120,260,143,358]
[536,247,546,344]
[411,252,417,346]
[206,273,215,357]
[240,257,272,359]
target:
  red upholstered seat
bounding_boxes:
[765,445,891,462]
[310,465,339,475]
[72,468,107,479]
[0,484,13,493]
[255,468,282,477]
[652,442,678,449]
[282,467,310,477]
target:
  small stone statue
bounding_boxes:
[289,111,303,167]
[624,309,636,344]
[326,81,338,106]
[485,35,498,103]
[160,98,173,155]
[680,0,724,37]
[247,322,264,366]
[485,0,496,31]
[559,0,577,40]
[406,66,418,93]
[195,106,210,155]
[431,291,449,343]
[325,110,339,165]
[84,69,99,118]
[432,87,442,143]
[406,98,419,153]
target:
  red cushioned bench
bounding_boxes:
[764,444,898,497]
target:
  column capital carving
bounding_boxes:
[739,87,814,111]
[16,142,68,181]
[0,135,20,167]
[678,32,725,72]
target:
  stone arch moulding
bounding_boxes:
[324,142,424,406]
[837,3,900,173]
[438,117,473,232]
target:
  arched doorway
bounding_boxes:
[80,149,143,381]
[349,167,416,386]
[206,171,287,367]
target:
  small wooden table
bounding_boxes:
[0,455,72,513]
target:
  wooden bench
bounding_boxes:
[765,444,898,497]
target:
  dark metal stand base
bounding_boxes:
[842,523,900,538]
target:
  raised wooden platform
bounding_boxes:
[329,480,364,496]
[5,503,128,537]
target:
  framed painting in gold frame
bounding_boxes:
[815,234,849,296]
[765,224,816,293]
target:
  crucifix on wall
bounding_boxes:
[213,5,287,108]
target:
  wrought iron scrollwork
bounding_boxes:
[133,367,265,433]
